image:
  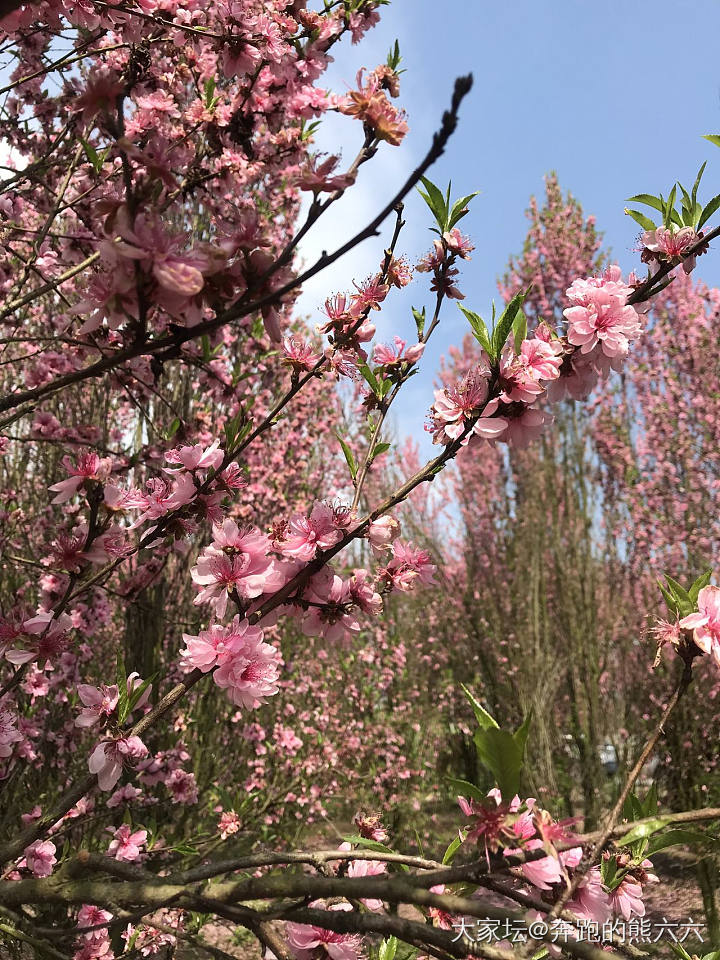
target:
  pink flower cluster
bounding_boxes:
[73,904,114,960]
[458,790,657,922]
[417,227,474,301]
[189,509,435,649]
[181,616,281,710]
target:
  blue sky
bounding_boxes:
[298,0,720,456]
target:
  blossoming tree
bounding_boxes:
[2,0,720,958]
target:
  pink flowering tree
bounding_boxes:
[2,0,720,958]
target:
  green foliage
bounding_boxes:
[336,434,358,480]
[626,159,720,233]
[459,288,529,362]
[418,176,478,235]
[658,569,713,618]
[451,686,532,802]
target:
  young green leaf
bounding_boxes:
[442,835,464,865]
[447,777,487,802]
[627,193,664,212]
[460,683,499,730]
[358,363,380,396]
[379,937,398,960]
[474,727,523,800]
[625,208,656,232]
[513,710,532,756]
[448,192,479,230]
[418,176,449,231]
[689,570,713,603]
[703,134,720,149]
[698,195,720,231]
[645,829,711,857]
[616,817,672,846]
[412,306,426,339]
[492,289,528,358]
[512,308,528,354]
[336,434,357,480]
[459,306,492,357]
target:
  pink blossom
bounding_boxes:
[88,735,148,791]
[443,228,474,259]
[367,515,401,552]
[568,866,612,923]
[181,617,264,673]
[0,708,23,758]
[680,585,720,665]
[301,572,360,642]
[128,474,197,525]
[380,540,436,593]
[191,521,282,617]
[107,824,147,862]
[286,902,363,960]
[75,683,119,727]
[347,856,387,910]
[564,266,643,361]
[165,441,224,472]
[353,812,388,843]
[165,768,198,804]
[218,810,241,839]
[48,453,112,504]
[297,155,356,193]
[428,365,491,444]
[107,784,142,809]
[24,840,57,878]
[283,336,322,371]
[643,225,700,273]
[278,502,343,561]
[213,630,282,709]
[74,904,114,960]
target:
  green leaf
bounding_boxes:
[668,943,694,960]
[698,194,720,231]
[116,653,129,724]
[616,817,672,846]
[379,937,398,960]
[447,777,487,802]
[513,710,532,756]
[693,162,708,207]
[448,192,479,230]
[442,835,463,865]
[127,673,156,714]
[492,289,528,358]
[372,441,391,460]
[512,308,527,355]
[358,363,380,396]
[459,306,492,356]
[703,134,720,148]
[625,208,656,232]
[474,727,523,800]
[640,782,658,818]
[460,683,499,730]
[689,570,713,603]
[412,306,426,339]
[627,193,664,212]
[665,575,691,605]
[418,176,449,231]
[664,185,678,228]
[658,580,679,616]
[336,434,357,480]
[203,77,217,107]
[645,829,711,857]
